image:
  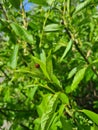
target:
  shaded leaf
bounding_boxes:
[9,0,22,9]
[29,0,48,6]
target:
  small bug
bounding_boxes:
[35,63,40,68]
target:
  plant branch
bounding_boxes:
[21,2,28,29]
[64,26,98,78]
[0,3,8,20]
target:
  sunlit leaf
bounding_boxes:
[68,67,77,79]
[44,24,61,32]
[40,49,46,64]
[66,67,87,93]
[74,0,92,15]
[60,39,73,62]
[32,56,50,80]
[46,51,53,77]
[59,92,69,104]
[10,22,33,44]
[51,74,62,88]
[9,44,19,69]
[81,109,98,125]
[41,93,59,130]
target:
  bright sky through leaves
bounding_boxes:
[23,0,33,11]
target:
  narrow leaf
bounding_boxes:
[81,109,98,125]
[46,51,53,77]
[10,22,33,44]
[71,67,86,92]
[44,24,61,32]
[67,0,71,14]
[67,67,77,79]
[29,0,48,6]
[10,44,19,69]
[9,0,21,9]
[74,0,92,15]
[66,67,87,93]
[59,92,69,104]
[32,56,50,80]
[41,93,59,130]
[60,39,73,62]
[40,49,46,64]
[51,74,62,88]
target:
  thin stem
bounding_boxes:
[21,2,28,29]
[0,3,8,20]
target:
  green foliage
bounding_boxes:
[81,109,98,125]
[10,22,34,44]
[9,44,19,69]
[0,0,98,129]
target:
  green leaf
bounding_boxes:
[47,0,55,5]
[66,67,87,93]
[32,56,50,80]
[74,0,92,15]
[60,39,73,62]
[41,93,59,130]
[51,74,62,88]
[29,0,48,6]
[4,88,11,102]
[70,67,86,91]
[37,94,52,117]
[40,49,46,64]
[67,0,71,14]
[59,92,69,104]
[27,86,38,100]
[44,24,61,32]
[61,117,73,130]
[10,22,33,44]
[67,67,77,79]
[9,0,22,9]
[9,44,19,69]
[81,109,98,125]
[46,51,53,77]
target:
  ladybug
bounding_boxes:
[35,63,40,68]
